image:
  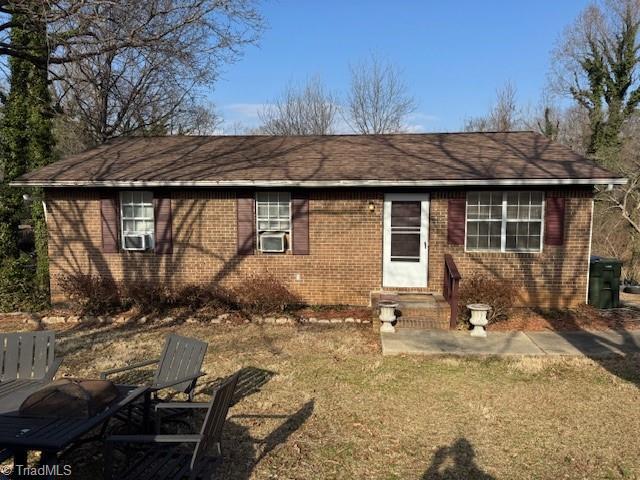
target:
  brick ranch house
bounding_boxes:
[12,132,626,327]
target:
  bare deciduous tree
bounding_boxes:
[40,0,260,147]
[258,76,338,135]
[345,56,416,134]
[598,116,640,234]
[0,1,263,68]
[463,81,522,132]
[550,0,640,164]
[596,126,640,279]
[549,0,640,280]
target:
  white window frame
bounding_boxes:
[120,191,155,251]
[464,191,545,253]
[255,191,292,252]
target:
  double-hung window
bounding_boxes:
[466,191,544,252]
[120,191,154,250]
[256,192,291,252]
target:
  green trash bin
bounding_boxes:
[588,256,622,309]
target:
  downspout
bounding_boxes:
[585,197,594,304]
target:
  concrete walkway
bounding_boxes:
[381,329,640,357]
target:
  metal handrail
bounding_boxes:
[443,254,461,329]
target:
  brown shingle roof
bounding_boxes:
[12,132,625,187]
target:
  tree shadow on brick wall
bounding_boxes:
[48,136,386,314]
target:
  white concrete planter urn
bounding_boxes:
[378,301,398,333]
[467,303,491,337]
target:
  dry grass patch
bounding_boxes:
[1,320,639,479]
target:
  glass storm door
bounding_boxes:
[382,193,429,288]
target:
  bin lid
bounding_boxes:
[590,255,623,265]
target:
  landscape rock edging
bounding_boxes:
[30,313,372,326]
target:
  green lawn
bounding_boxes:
[3,318,640,479]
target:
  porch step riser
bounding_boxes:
[401,307,448,318]
[396,317,449,330]
[373,291,452,331]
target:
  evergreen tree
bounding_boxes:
[0,12,55,301]
[25,15,55,290]
[537,108,560,141]
[0,13,31,260]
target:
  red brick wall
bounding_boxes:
[46,189,384,306]
[427,190,593,308]
[45,188,593,308]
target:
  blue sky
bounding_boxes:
[212,0,590,133]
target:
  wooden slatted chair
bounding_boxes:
[104,371,240,480]
[0,330,62,385]
[0,331,62,465]
[100,333,207,401]
[100,334,208,430]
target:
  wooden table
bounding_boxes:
[0,380,51,416]
[0,384,149,479]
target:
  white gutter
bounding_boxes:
[9,177,628,188]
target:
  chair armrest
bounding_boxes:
[106,434,201,444]
[44,357,63,382]
[99,359,159,379]
[155,402,210,411]
[150,371,205,391]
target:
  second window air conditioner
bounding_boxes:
[123,233,153,251]
[259,232,286,252]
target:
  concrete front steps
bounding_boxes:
[371,292,451,330]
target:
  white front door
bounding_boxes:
[383,193,429,288]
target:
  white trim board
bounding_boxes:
[10,177,628,188]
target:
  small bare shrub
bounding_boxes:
[120,280,173,314]
[458,274,519,325]
[174,283,237,313]
[58,273,121,315]
[232,274,303,315]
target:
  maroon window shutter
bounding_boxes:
[447,198,466,246]
[291,191,310,255]
[154,192,173,254]
[544,196,565,246]
[237,191,256,255]
[100,192,119,253]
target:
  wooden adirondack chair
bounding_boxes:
[100,333,208,401]
[104,371,240,480]
[0,330,61,384]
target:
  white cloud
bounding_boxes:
[402,112,438,133]
[222,103,271,120]
[407,112,439,122]
[218,103,272,134]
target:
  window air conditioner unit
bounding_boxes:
[260,232,286,253]
[123,233,152,251]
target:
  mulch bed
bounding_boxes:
[488,304,640,331]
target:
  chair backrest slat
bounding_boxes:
[153,334,207,394]
[17,334,35,379]
[190,371,240,473]
[32,333,51,379]
[0,331,56,381]
[2,336,19,380]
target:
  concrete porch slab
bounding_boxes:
[381,330,545,356]
[381,329,640,357]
